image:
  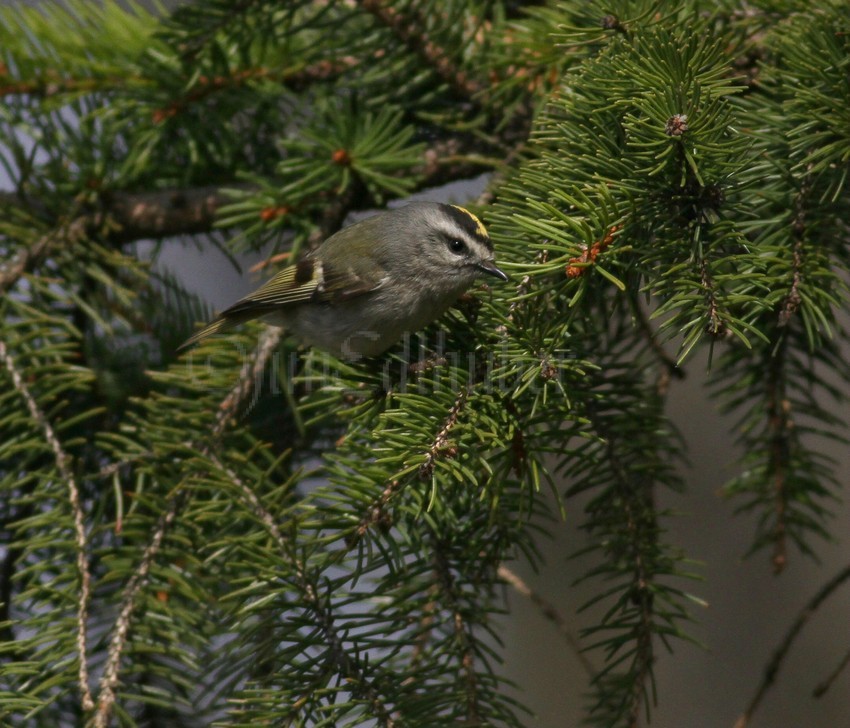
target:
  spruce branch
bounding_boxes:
[352,383,472,546]
[149,61,360,123]
[209,454,397,725]
[357,0,484,99]
[213,327,283,438]
[351,477,403,546]
[0,73,143,99]
[735,563,850,728]
[0,215,91,295]
[700,257,725,337]
[418,387,468,480]
[778,169,811,328]
[0,130,511,288]
[582,402,663,725]
[0,339,94,712]
[92,200,354,726]
[93,331,282,726]
[303,575,398,727]
[432,534,480,724]
[765,333,791,574]
[631,298,686,393]
[94,491,184,728]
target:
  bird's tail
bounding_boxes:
[178,311,258,351]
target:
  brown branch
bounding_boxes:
[102,185,246,243]
[0,186,238,295]
[150,61,359,122]
[700,257,725,337]
[0,340,94,712]
[497,564,596,680]
[93,492,183,728]
[778,168,811,327]
[357,0,483,98]
[93,324,284,727]
[0,72,145,99]
[0,128,508,298]
[735,563,850,728]
[0,60,358,102]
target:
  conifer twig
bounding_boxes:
[208,452,396,725]
[93,314,284,728]
[497,564,596,680]
[735,563,850,728]
[92,204,353,726]
[94,492,184,728]
[419,388,468,479]
[632,301,684,381]
[0,340,94,712]
[812,646,850,698]
[0,216,91,295]
[213,327,283,438]
[584,403,658,724]
[765,335,790,574]
[432,537,480,724]
[357,0,483,98]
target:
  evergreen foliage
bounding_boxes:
[0,1,848,726]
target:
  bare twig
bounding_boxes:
[813,647,850,698]
[497,564,596,680]
[734,563,850,728]
[0,340,94,711]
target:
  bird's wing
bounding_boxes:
[230,260,321,309]
[179,262,321,350]
[179,256,386,350]
[317,258,389,303]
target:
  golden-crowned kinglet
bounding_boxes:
[180,202,508,359]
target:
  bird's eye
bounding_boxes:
[448,239,466,255]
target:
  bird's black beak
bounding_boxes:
[476,260,509,282]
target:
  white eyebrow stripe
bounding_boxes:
[435,222,480,243]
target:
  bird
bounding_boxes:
[180,202,508,359]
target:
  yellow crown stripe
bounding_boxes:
[450,205,488,238]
